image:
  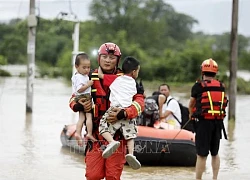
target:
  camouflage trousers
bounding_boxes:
[74,93,91,102]
[99,106,138,140]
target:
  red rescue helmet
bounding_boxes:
[98,42,122,65]
[201,58,218,74]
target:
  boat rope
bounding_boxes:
[162,119,193,153]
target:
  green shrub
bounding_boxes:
[237,77,250,94]
[0,69,11,76]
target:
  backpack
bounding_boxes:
[137,97,159,127]
[167,98,194,132]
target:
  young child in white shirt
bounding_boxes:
[71,53,96,146]
[98,56,141,170]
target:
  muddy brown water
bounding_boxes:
[0,77,250,180]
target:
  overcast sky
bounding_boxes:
[0,0,249,36]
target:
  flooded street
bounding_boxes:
[0,76,250,180]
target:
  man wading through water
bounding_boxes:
[188,58,228,180]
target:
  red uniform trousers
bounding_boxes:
[85,140,126,180]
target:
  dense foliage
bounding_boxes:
[0,0,249,83]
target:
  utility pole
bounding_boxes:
[57,12,80,76]
[228,0,238,121]
[26,0,37,112]
[72,21,80,76]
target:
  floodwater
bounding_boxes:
[0,76,250,180]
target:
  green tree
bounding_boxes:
[0,34,26,64]
[0,1,249,82]
[89,0,197,54]
[0,55,7,65]
[56,49,73,80]
[239,50,250,70]
[0,19,26,64]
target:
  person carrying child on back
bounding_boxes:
[70,53,96,145]
[98,56,141,170]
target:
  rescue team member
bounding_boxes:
[98,56,141,170]
[188,58,228,180]
[69,42,145,180]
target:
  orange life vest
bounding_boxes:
[198,80,228,120]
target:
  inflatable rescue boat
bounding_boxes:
[60,124,196,166]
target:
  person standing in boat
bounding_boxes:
[188,58,228,180]
[158,84,182,129]
[69,42,145,179]
[98,56,141,170]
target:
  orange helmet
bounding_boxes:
[201,58,218,73]
[97,42,122,65]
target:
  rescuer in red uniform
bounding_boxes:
[70,42,145,179]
